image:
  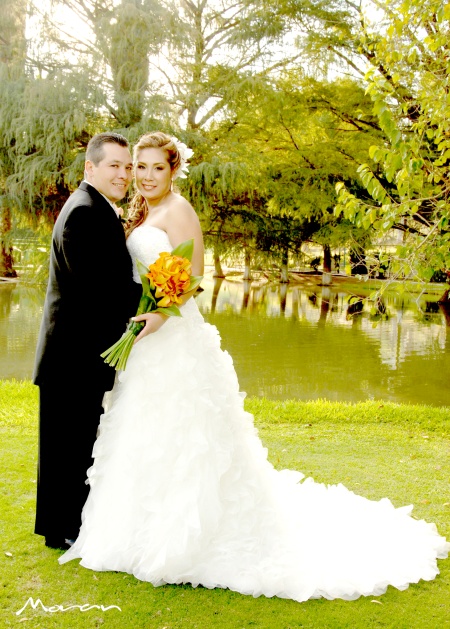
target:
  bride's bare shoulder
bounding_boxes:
[167,193,198,221]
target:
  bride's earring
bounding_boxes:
[170,179,174,191]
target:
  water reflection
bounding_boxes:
[1,276,449,407]
[0,282,44,380]
[195,274,450,407]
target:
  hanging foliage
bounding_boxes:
[335,0,450,285]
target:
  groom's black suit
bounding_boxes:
[33,181,141,542]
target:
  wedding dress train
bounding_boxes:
[59,223,449,602]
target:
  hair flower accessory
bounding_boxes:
[171,136,194,179]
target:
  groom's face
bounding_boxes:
[85,142,133,203]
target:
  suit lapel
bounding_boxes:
[79,181,121,218]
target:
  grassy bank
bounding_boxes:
[1,380,449,628]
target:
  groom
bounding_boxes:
[33,132,141,549]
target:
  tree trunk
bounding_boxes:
[213,247,225,278]
[280,249,289,283]
[0,0,27,65]
[291,288,299,319]
[319,287,331,325]
[439,303,450,327]
[438,272,450,303]
[243,249,252,280]
[0,0,25,278]
[211,277,224,313]
[241,280,251,312]
[93,1,163,127]
[0,206,17,278]
[322,243,332,286]
[280,283,288,312]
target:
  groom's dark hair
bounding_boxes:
[86,132,129,166]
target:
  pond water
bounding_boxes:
[1,274,449,407]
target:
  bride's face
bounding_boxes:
[135,147,173,205]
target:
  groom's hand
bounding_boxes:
[132,312,168,343]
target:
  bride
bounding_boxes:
[59,131,449,602]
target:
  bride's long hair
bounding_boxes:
[125,132,181,237]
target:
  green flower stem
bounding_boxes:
[136,294,152,316]
[101,308,148,370]
[128,320,145,335]
[116,333,135,371]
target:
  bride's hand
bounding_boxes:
[132,312,168,343]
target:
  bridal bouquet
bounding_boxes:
[101,239,202,371]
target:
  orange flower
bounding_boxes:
[145,252,192,308]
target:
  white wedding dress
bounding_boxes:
[59,223,449,602]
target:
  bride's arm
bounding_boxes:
[133,199,204,343]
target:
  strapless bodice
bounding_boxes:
[127,223,174,282]
[126,222,202,321]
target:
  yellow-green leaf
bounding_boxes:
[171,238,194,260]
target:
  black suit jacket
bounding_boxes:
[33,181,141,390]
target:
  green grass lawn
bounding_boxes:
[0,380,449,629]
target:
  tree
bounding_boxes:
[9,0,299,227]
[202,72,381,279]
[6,0,420,285]
[0,0,27,277]
[158,0,303,131]
[34,0,171,127]
[257,0,379,77]
[186,156,267,269]
[1,0,176,243]
[333,0,450,289]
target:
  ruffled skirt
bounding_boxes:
[59,305,449,602]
